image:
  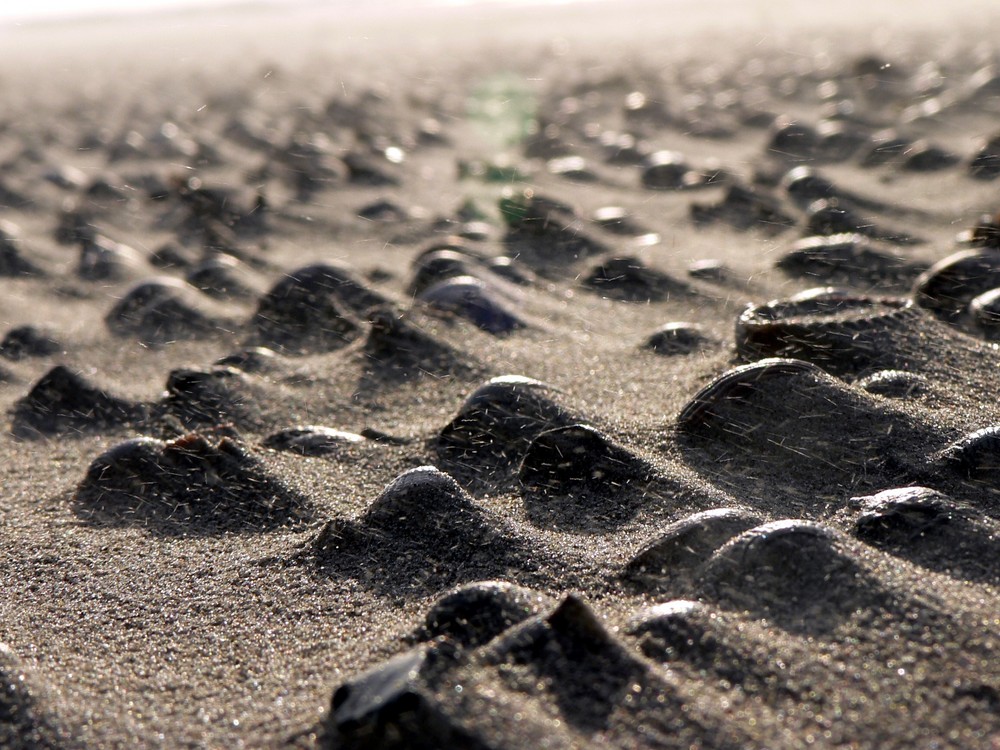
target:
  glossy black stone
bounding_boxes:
[418,276,525,335]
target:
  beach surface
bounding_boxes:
[0,1,999,747]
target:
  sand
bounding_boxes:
[0,1,998,747]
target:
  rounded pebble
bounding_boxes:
[421,581,548,647]
[642,322,709,354]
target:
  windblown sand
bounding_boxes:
[0,1,998,747]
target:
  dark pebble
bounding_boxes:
[859,129,911,167]
[77,235,144,281]
[76,432,314,533]
[420,581,548,647]
[939,425,1000,479]
[642,322,709,354]
[901,140,959,171]
[214,346,279,373]
[418,276,525,335]
[0,224,44,277]
[625,508,764,580]
[263,425,365,456]
[690,182,795,233]
[913,249,1000,323]
[698,520,875,632]
[766,118,819,161]
[686,259,730,281]
[734,289,920,373]
[105,277,232,344]
[855,369,929,398]
[676,358,823,432]
[968,287,1000,332]
[519,423,653,494]
[582,256,691,302]
[641,151,698,190]
[968,133,1000,180]
[438,376,575,465]
[12,365,144,438]
[252,264,369,352]
[162,366,259,430]
[851,486,956,544]
[777,233,921,283]
[0,325,62,361]
[184,254,262,300]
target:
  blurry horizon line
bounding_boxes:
[0,0,612,28]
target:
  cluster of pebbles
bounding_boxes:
[1,14,999,750]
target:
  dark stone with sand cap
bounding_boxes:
[312,467,532,589]
[851,486,956,544]
[643,322,709,354]
[185,254,262,299]
[734,288,921,374]
[0,325,62,361]
[968,133,1000,179]
[215,346,280,373]
[263,425,365,456]
[438,376,576,464]
[77,235,145,281]
[640,151,698,190]
[859,129,911,167]
[968,287,1000,333]
[106,277,233,343]
[698,520,880,633]
[939,425,1000,479]
[676,358,824,433]
[625,507,764,580]
[805,199,921,245]
[407,249,481,296]
[583,256,691,302]
[0,223,43,277]
[519,424,653,494]
[327,643,487,750]
[689,182,795,233]
[500,188,610,264]
[12,365,145,438]
[900,140,959,171]
[162,366,261,430]
[252,263,366,352]
[766,118,819,161]
[75,432,314,533]
[777,233,921,284]
[420,581,549,647]
[913,249,1000,323]
[418,276,525,335]
[855,369,929,398]
[590,206,648,235]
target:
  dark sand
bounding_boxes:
[0,1,999,747]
